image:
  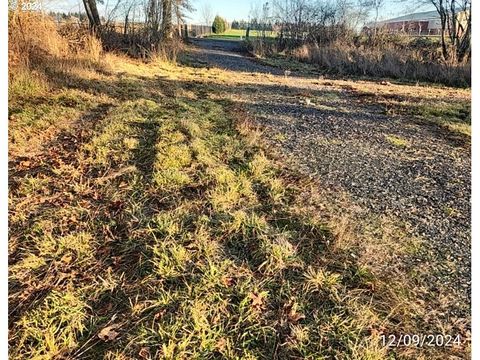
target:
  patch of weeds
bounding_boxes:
[259,233,299,274]
[153,168,192,190]
[156,143,192,169]
[444,206,461,218]
[416,101,471,136]
[9,67,49,100]
[385,134,410,147]
[86,99,162,169]
[272,132,287,142]
[259,53,320,75]
[37,232,95,264]
[322,91,342,101]
[9,89,101,157]
[344,264,376,289]
[265,177,287,203]
[13,291,87,359]
[304,266,341,298]
[18,175,50,195]
[209,169,256,212]
[152,240,191,280]
[248,152,274,182]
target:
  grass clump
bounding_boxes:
[416,101,471,136]
[385,134,409,147]
[12,291,87,359]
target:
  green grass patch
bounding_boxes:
[206,28,277,40]
[256,53,321,74]
[385,134,410,147]
[380,95,471,137]
[415,101,471,136]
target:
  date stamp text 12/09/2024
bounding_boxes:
[380,334,463,348]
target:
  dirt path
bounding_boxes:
[187,38,471,319]
[189,38,284,75]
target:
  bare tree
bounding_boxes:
[82,0,102,30]
[272,0,352,45]
[359,0,385,39]
[145,0,162,41]
[173,0,194,25]
[161,0,173,38]
[104,0,124,27]
[122,0,136,35]
[161,0,193,38]
[400,0,471,61]
[200,3,213,26]
[429,0,471,61]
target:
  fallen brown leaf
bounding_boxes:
[249,292,265,310]
[98,323,121,341]
[139,347,151,359]
[154,309,167,320]
[222,276,235,287]
[288,309,305,323]
[216,338,227,352]
[60,254,73,264]
[284,301,305,324]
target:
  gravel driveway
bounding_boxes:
[187,38,471,320]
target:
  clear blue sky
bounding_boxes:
[190,0,253,24]
[43,0,433,24]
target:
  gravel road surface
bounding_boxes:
[187,38,471,320]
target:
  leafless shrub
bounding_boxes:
[8,9,106,99]
[287,37,470,86]
[248,0,470,86]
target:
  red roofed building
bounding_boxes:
[365,11,442,36]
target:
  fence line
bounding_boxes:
[177,24,212,38]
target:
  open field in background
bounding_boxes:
[9,13,471,360]
[206,29,276,40]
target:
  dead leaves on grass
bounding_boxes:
[138,347,151,359]
[222,276,235,287]
[98,323,121,341]
[153,309,167,321]
[249,292,266,311]
[284,301,305,324]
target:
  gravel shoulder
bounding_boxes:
[186,37,471,325]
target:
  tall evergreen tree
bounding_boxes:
[212,15,226,34]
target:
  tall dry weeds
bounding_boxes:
[8,10,103,99]
[248,34,470,87]
[291,41,470,87]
